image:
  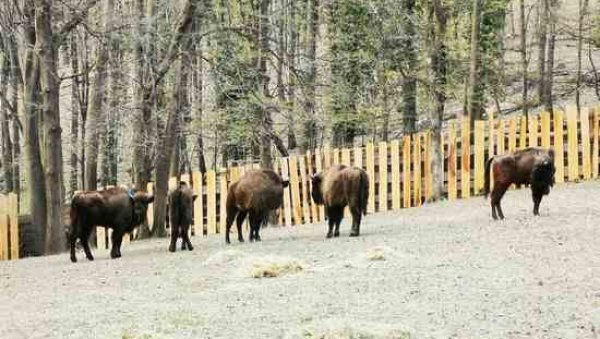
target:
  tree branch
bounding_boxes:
[55,0,100,47]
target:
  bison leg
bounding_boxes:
[248,211,263,242]
[326,206,344,238]
[225,207,239,244]
[182,224,194,251]
[531,188,544,216]
[350,206,362,237]
[325,206,335,238]
[491,183,509,220]
[236,210,247,243]
[69,229,78,263]
[110,230,124,259]
[169,223,180,252]
[80,226,94,261]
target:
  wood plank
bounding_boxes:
[288,156,303,225]
[496,119,505,155]
[448,123,457,201]
[299,155,312,224]
[146,182,154,231]
[402,136,411,208]
[593,109,599,178]
[219,171,228,233]
[581,108,591,179]
[461,118,471,198]
[341,148,351,165]
[519,116,527,149]
[488,110,495,156]
[508,117,517,152]
[378,141,388,212]
[280,158,293,226]
[192,171,204,236]
[306,151,318,224]
[474,120,485,194]
[553,111,565,183]
[566,107,579,181]
[96,226,107,251]
[0,195,6,261]
[541,111,551,148]
[390,139,401,210]
[314,149,325,221]
[423,132,433,201]
[413,134,422,206]
[206,170,217,235]
[354,146,363,169]
[529,115,539,147]
[366,142,376,214]
[8,193,18,259]
[332,148,340,165]
[323,145,332,169]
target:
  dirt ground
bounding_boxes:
[1,181,600,339]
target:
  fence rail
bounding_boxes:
[5,106,599,259]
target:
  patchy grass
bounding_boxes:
[249,258,304,278]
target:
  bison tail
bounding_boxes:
[358,171,369,216]
[483,156,494,199]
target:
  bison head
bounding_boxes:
[131,192,154,226]
[532,158,555,193]
[311,174,324,205]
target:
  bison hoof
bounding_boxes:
[334,232,340,237]
[85,255,94,261]
[110,253,121,259]
[326,232,333,239]
[70,256,77,263]
[238,238,244,243]
[187,246,194,251]
[168,246,176,253]
[349,232,360,237]
[255,236,261,242]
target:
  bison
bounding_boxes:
[68,187,154,262]
[484,147,555,220]
[311,165,369,238]
[168,182,197,252]
[225,169,289,244]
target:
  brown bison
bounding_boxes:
[168,182,197,252]
[225,169,289,244]
[484,147,555,220]
[68,187,154,262]
[311,165,369,238]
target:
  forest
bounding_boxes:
[0,0,598,255]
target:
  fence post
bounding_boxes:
[314,150,325,220]
[306,151,319,223]
[8,193,18,259]
[341,148,351,165]
[288,155,302,225]
[298,155,311,224]
[366,142,376,213]
[461,118,471,199]
[508,117,517,152]
[541,111,551,148]
[280,158,293,226]
[474,120,485,194]
[323,145,332,169]
[378,141,388,212]
[402,136,411,208]
[448,122,457,201]
[206,170,217,235]
[390,139,401,211]
[219,171,228,233]
[554,111,565,183]
[567,107,579,181]
[333,148,340,165]
[192,171,204,236]
[529,115,539,147]
[496,118,505,155]
[519,116,527,149]
[593,108,599,178]
[581,108,591,179]
[414,133,422,206]
[424,132,433,201]
[0,195,7,260]
[354,146,363,169]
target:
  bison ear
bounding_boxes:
[193,194,198,202]
[282,180,290,188]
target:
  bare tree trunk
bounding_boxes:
[402,0,418,132]
[576,0,589,114]
[467,0,483,121]
[259,0,273,169]
[430,0,448,200]
[536,0,548,102]
[0,36,14,193]
[543,0,557,113]
[7,35,21,195]
[85,0,113,190]
[520,0,529,126]
[69,35,80,196]
[191,16,206,174]
[301,0,318,151]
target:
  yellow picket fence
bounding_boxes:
[90,107,599,249]
[0,193,20,261]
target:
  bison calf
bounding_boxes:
[68,187,154,262]
[484,147,555,220]
[225,169,289,244]
[168,182,197,252]
[311,165,369,238]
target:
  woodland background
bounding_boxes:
[0,0,598,255]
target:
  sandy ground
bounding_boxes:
[1,182,600,339]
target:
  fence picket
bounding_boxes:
[192,171,204,236]
[403,136,411,208]
[342,148,351,165]
[314,150,325,220]
[219,172,228,233]
[378,142,388,212]
[529,115,539,147]
[423,132,433,201]
[414,134,422,206]
[554,111,565,183]
[593,109,599,178]
[306,151,319,223]
[474,121,485,194]
[508,117,517,152]
[366,143,376,213]
[391,140,401,210]
[461,118,471,198]
[280,158,293,226]
[496,119,505,155]
[8,194,18,259]
[206,170,217,235]
[567,108,579,181]
[519,116,527,149]
[541,111,551,148]
[448,123,457,201]
[581,108,591,179]
[354,146,363,169]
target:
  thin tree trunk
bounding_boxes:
[543,0,557,113]
[191,16,206,174]
[7,35,21,195]
[467,0,483,121]
[69,35,80,196]
[302,0,318,151]
[0,37,14,193]
[259,0,273,169]
[520,0,529,127]
[402,0,418,132]
[576,0,589,114]
[537,0,548,102]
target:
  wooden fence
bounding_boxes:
[0,193,20,261]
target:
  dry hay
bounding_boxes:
[285,319,413,339]
[366,248,387,261]
[249,256,304,279]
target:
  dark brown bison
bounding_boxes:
[484,147,555,220]
[311,165,369,238]
[68,187,154,262]
[225,169,289,244]
[168,182,197,252]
